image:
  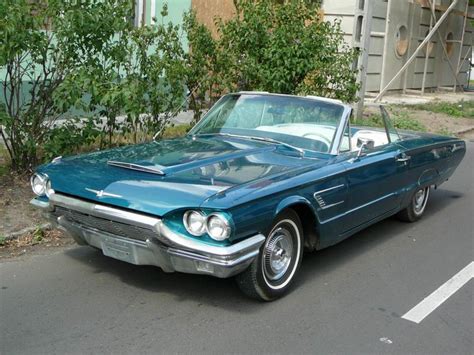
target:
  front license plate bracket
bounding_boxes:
[101,238,135,264]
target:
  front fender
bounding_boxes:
[275,195,321,251]
[275,195,319,220]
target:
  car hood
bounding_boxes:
[39,136,321,216]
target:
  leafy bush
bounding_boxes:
[0,1,137,171]
[183,0,360,121]
[182,11,225,123]
[216,0,359,101]
[42,118,101,161]
[59,4,187,146]
[1,1,187,170]
[391,111,426,132]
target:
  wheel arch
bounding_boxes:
[275,196,320,251]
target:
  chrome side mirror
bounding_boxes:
[356,138,374,159]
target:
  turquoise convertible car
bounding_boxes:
[30,93,466,300]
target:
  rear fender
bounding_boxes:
[401,168,439,208]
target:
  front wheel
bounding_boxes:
[235,210,304,301]
[397,186,430,222]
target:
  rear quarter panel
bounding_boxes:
[396,133,466,207]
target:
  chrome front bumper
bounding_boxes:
[31,194,265,278]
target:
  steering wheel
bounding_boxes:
[301,132,332,153]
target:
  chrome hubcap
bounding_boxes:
[263,228,293,281]
[413,188,427,213]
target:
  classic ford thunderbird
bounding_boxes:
[30,93,466,300]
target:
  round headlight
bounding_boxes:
[31,173,48,196]
[206,213,231,241]
[183,210,206,236]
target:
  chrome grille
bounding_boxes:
[54,206,156,242]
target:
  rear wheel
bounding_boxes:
[397,186,430,222]
[236,210,304,301]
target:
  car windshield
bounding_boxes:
[189,94,346,153]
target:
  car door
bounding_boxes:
[341,106,408,231]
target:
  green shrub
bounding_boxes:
[183,0,360,125]
[0,1,138,171]
[1,1,187,171]
[391,111,426,131]
[42,118,101,161]
[215,0,359,102]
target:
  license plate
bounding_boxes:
[101,238,134,264]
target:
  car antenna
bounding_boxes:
[153,83,202,141]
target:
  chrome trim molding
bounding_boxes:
[322,192,396,224]
[30,198,51,210]
[331,105,353,155]
[313,184,345,196]
[313,184,346,209]
[314,195,326,208]
[32,193,265,278]
[107,160,166,176]
[320,200,345,210]
[85,188,122,199]
[49,193,159,229]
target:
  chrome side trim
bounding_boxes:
[321,192,396,224]
[314,195,326,208]
[320,200,345,210]
[313,184,346,209]
[313,184,345,196]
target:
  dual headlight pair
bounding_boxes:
[183,210,232,241]
[31,173,54,197]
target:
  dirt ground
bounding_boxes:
[0,174,45,237]
[0,228,74,260]
[364,106,474,135]
[410,111,473,135]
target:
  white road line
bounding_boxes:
[402,261,473,324]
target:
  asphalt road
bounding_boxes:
[1,143,473,355]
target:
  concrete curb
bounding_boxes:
[4,223,52,241]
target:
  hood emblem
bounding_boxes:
[85,188,122,199]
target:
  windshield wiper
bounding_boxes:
[194,132,305,157]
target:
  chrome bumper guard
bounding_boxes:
[32,194,265,278]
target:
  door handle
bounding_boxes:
[396,153,411,163]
